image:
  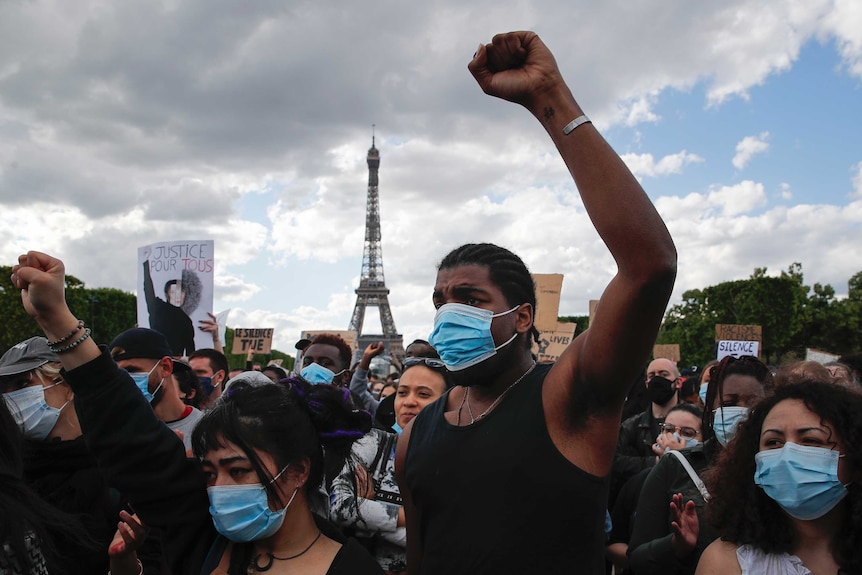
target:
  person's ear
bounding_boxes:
[284,458,311,491]
[515,303,533,334]
[160,356,174,377]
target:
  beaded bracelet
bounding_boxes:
[49,328,91,354]
[46,320,84,347]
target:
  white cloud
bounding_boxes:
[621,151,704,179]
[733,132,770,169]
[852,161,862,198]
[2,0,862,354]
[779,182,793,200]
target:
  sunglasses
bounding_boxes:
[402,357,446,370]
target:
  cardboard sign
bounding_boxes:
[300,330,358,351]
[232,328,275,354]
[532,274,564,332]
[715,324,762,342]
[714,324,762,360]
[532,321,577,363]
[137,240,215,356]
[717,340,760,360]
[589,300,600,327]
[653,344,681,363]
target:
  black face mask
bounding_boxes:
[647,376,677,405]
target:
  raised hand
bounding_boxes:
[11,251,69,323]
[467,31,565,110]
[670,492,699,558]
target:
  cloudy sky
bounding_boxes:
[2,0,861,357]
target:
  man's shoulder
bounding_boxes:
[620,409,651,429]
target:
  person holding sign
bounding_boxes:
[395,31,677,575]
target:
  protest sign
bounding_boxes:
[532,321,577,363]
[532,274,564,333]
[232,328,275,354]
[653,344,681,363]
[715,324,762,360]
[589,300,600,327]
[137,240,214,356]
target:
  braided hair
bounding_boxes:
[439,243,540,348]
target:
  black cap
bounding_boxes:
[0,337,59,377]
[295,338,312,351]
[109,328,173,362]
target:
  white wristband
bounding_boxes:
[562,114,591,135]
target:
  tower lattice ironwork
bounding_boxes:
[347,133,404,363]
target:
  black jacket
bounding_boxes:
[610,408,663,506]
[65,350,214,574]
[627,440,720,575]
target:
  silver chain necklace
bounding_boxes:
[458,362,537,425]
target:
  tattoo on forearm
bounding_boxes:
[543,107,555,122]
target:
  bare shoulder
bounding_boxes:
[695,539,741,575]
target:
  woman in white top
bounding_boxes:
[696,381,862,575]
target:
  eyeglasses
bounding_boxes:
[659,423,699,439]
[402,357,446,370]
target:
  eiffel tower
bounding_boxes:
[347,131,404,364]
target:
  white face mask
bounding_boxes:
[3,381,68,441]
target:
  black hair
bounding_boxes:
[702,355,772,442]
[307,333,353,372]
[174,368,205,409]
[189,348,230,382]
[401,358,454,390]
[706,381,862,574]
[667,402,703,422]
[0,399,94,573]
[191,378,371,507]
[438,243,540,348]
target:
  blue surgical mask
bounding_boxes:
[207,466,296,542]
[672,432,700,449]
[199,376,216,396]
[129,363,163,404]
[428,303,520,371]
[2,382,67,441]
[300,363,345,385]
[698,382,709,404]
[755,442,848,520]
[712,406,748,446]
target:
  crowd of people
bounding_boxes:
[2,30,861,575]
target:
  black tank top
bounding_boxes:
[405,363,609,574]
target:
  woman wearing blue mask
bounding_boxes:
[329,358,451,575]
[697,381,862,574]
[625,356,770,575]
[10,250,383,575]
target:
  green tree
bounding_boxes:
[658,264,809,366]
[0,266,137,352]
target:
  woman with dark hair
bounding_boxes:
[0,393,92,574]
[611,403,703,574]
[10,250,383,575]
[697,381,862,574]
[330,357,451,574]
[624,356,770,575]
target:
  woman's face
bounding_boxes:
[712,373,764,411]
[201,438,277,488]
[759,399,850,483]
[201,438,297,512]
[661,410,702,441]
[394,365,447,429]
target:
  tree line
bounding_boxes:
[3,263,858,372]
